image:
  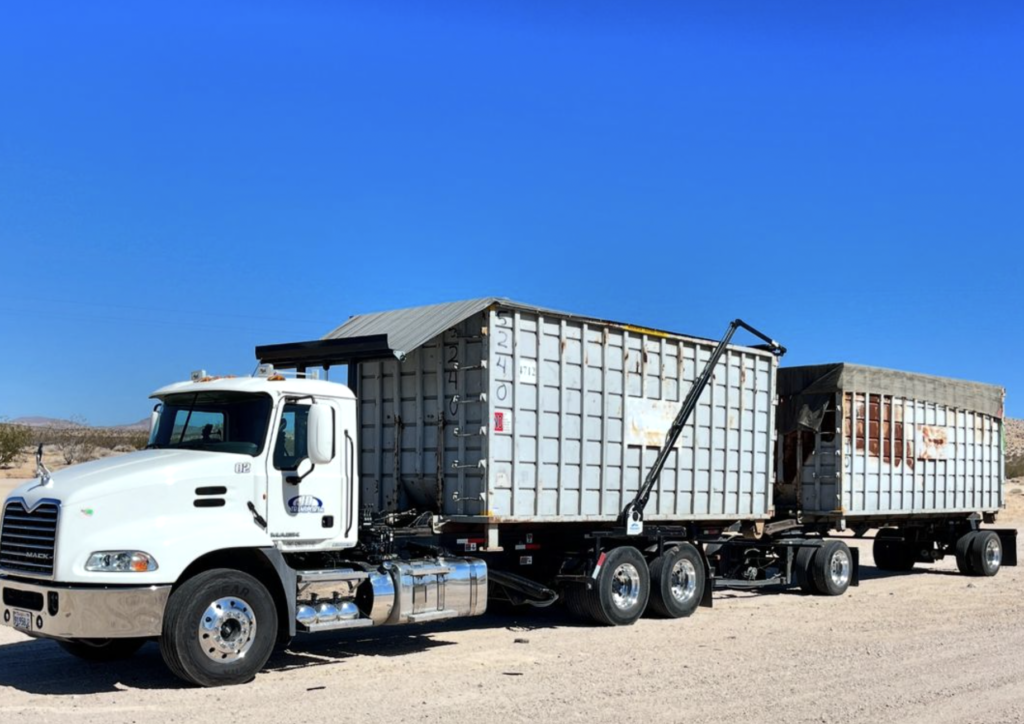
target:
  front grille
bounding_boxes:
[0,499,59,577]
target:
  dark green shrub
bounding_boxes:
[0,421,32,467]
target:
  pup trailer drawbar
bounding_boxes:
[1,298,1016,686]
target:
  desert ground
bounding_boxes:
[1,470,1023,724]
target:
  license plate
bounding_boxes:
[12,609,32,631]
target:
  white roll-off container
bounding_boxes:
[326,298,779,526]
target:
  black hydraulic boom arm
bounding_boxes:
[620,319,786,534]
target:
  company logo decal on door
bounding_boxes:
[288,495,324,514]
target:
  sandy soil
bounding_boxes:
[1,477,1022,724]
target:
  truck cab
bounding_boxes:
[0,366,486,686]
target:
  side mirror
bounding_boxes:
[306,404,334,465]
[150,404,162,439]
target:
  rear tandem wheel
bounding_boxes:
[647,543,704,619]
[568,546,651,626]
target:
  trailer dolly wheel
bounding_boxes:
[968,531,1002,577]
[810,540,852,596]
[648,543,703,619]
[160,569,278,687]
[955,531,978,575]
[793,545,819,594]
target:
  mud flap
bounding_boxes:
[700,555,714,608]
[850,546,860,587]
[994,529,1018,567]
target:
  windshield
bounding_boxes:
[149,391,273,456]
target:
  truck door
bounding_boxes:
[267,397,356,546]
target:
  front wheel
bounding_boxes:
[57,637,146,662]
[648,544,704,619]
[159,569,278,687]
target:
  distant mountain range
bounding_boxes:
[8,416,150,430]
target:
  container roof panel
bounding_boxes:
[778,363,1005,427]
[323,297,502,357]
[321,297,777,361]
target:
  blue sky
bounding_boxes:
[0,2,1021,424]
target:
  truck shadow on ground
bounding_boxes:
[715,563,967,601]
[0,609,574,695]
[856,564,965,582]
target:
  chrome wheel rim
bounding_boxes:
[198,597,257,663]
[670,557,698,604]
[984,537,1002,568]
[829,549,851,588]
[610,563,642,611]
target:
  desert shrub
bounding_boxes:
[48,419,96,465]
[1007,457,1024,480]
[0,420,32,467]
[90,428,149,452]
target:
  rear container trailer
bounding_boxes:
[775,363,1015,576]
[775,363,1004,523]
[330,298,779,527]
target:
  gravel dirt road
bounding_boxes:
[1,476,1022,724]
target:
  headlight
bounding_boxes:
[85,551,158,572]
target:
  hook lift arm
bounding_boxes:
[620,319,786,535]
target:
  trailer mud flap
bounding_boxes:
[700,556,713,608]
[995,529,1018,567]
[850,546,860,587]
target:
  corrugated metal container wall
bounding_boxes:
[353,301,778,524]
[776,364,1004,518]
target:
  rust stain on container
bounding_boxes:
[918,425,949,460]
[845,392,905,466]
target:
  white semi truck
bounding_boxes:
[0,299,1014,687]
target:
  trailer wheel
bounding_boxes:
[793,545,819,594]
[562,583,592,621]
[954,531,978,575]
[810,540,853,596]
[648,544,703,619]
[968,531,1002,577]
[585,546,650,626]
[159,569,278,687]
[873,529,915,571]
[57,637,146,662]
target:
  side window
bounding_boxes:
[172,409,225,443]
[274,404,310,470]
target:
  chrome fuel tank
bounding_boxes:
[385,556,487,625]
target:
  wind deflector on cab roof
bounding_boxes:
[255,335,393,370]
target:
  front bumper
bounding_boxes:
[0,574,171,639]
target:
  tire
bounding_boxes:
[57,637,146,662]
[873,529,915,572]
[968,530,1002,577]
[955,531,978,575]
[563,583,592,621]
[648,544,704,619]
[159,569,278,687]
[793,545,819,594]
[583,546,650,626]
[811,540,853,596]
